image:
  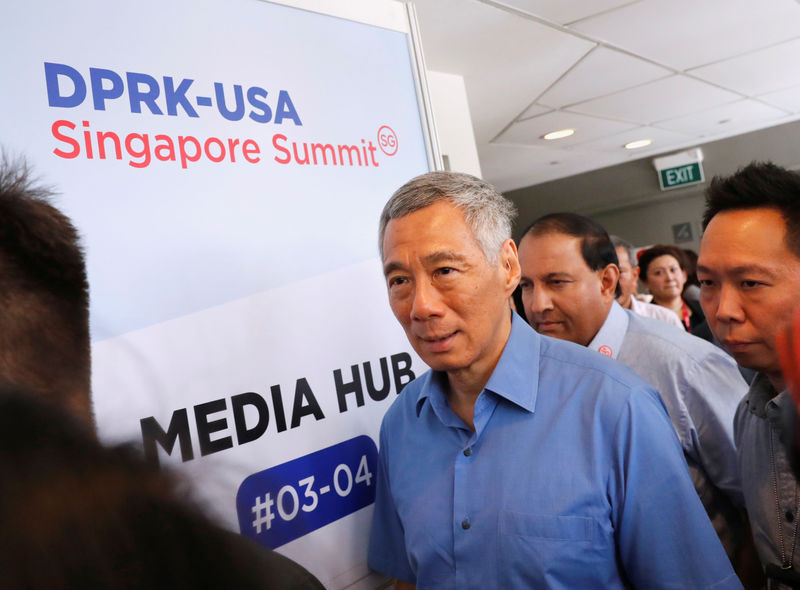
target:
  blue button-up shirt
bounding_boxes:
[368,313,741,589]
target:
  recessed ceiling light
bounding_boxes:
[542,129,574,140]
[624,139,652,150]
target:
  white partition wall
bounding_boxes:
[0,1,436,587]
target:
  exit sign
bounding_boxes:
[653,148,705,192]
[659,162,704,190]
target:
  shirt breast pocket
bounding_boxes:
[498,510,609,590]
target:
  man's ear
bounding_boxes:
[500,239,521,294]
[632,266,640,281]
[600,263,620,298]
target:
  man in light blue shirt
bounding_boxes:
[517,213,748,558]
[369,171,741,589]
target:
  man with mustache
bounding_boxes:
[516,212,747,561]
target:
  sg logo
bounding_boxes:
[377,125,398,156]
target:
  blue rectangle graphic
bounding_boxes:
[237,435,378,548]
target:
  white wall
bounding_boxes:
[593,190,705,253]
[508,119,800,251]
[426,70,481,177]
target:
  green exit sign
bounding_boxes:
[658,162,704,190]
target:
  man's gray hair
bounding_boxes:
[378,171,517,262]
[610,235,636,266]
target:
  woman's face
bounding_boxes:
[645,255,687,301]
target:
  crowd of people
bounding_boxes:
[5,148,800,589]
[369,162,800,590]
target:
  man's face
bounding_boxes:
[698,208,800,385]
[382,200,520,378]
[518,231,617,346]
[615,246,640,306]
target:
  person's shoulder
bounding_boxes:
[538,334,668,425]
[624,313,749,398]
[626,311,731,364]
[539,333,656,396]
[632,298,683,324]
[626,311,686,343]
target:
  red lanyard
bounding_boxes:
[681,300,691,332]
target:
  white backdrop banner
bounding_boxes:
[1,1,432,587]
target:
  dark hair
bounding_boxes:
[0,155,90,422]
[523,212,621,298]
[703,161,800,259]
[0,388,324,590]
[637,245,687,282]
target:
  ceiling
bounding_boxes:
[405,0,800,192]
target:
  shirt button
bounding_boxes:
[463,447,472,457]
[461,519,471,530]
[788,511,795,523]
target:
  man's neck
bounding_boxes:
[444,315,512,430]
[619,295,632,309]
[446,365,497,431]
[580,301,614,348]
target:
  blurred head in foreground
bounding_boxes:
[0,387,323,589]
[0,154,91,423]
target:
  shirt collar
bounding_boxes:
[587,301,628,360]
[745,372,789,422]
[415,311,540,417]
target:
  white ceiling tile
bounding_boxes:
[479,143,621,192]
[656,99,791,134]
[568,75,741,124]
[411,0,594,142]
[572,125,690,153]
[519,103,551,120]
[401,0,800,193]
[495,111,636,146]
[759,86,800,113]
[538,46,670,108]
[495,0,640,26]
[570,0,800,70]
[689,38,800,96]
